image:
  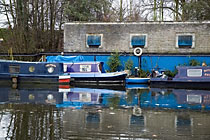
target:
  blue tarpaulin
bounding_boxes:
[46,55,84,63]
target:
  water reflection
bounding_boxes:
[141,88,210,110]
[0,84,210,139]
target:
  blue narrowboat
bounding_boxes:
[63,61,127,85]
[0,60,70,84]
[47,55,128,85]
[150,66,210,89]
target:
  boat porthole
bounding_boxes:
[47,66,54,73]
[29,66,35,72]
[29,94,35,100]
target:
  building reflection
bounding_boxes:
[1,84,210,139]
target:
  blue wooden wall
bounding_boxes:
[49,55,210,73]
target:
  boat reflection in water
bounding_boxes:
[56,87,137,109]
[1,84,210,139]
[141,88,210,110]
[0,84,63,105]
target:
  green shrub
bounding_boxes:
[189,59,200,66]
[138,69,150,78]
[107,52,121,72]
[164,69,178,77]
[124,58,133,71]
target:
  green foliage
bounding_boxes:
[184,0,210,21]
[138,69,150,78]
[189,59,200,66]
[164,69,178,78]
[107,52,121,72]
[64,0,112,21]
[124,58,133,71]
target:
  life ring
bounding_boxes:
[133,47,142,56]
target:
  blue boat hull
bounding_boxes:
[70,74,127,85]
[150,80,210,90]
[126,78,150,84]
[0,60,70,84]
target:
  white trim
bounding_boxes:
[130,34,148,48]
[59,75,71,79]
[65,21,210,25]
[176,33,195,49]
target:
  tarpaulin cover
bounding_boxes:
[46,55,84,63]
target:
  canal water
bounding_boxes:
[0,84,210,140]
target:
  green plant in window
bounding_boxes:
[107,51,121,72]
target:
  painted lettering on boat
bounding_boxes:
[80,65,91,72]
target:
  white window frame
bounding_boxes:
[187,69,202,77]
[130,34,148,48]
[176,33,195,49]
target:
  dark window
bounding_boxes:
[87,35,101,48]
[178,35,193,48]
[9,65,20,73]
[131,35,146,48]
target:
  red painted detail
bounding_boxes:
[59,85,70,89]
[59,78,70,83]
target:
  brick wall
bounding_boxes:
[64,22,210,54]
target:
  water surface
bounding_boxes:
[0,84,210,139]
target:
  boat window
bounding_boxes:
[80,65,91,72]
[187,69,202,77]
[29,66,35,72]
[9,65,20,73]
[86,34,102,48]
[130,34,147,48]
[176,34,195,49]
[47,67,54,73]
[187,95,202,104]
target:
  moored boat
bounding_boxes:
[126,77,150,84]
[0,59,70,84]
[64,61,127,85]
[47,55,128,85]
[150,66,210,89]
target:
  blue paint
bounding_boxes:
[87,35,101,46]
[131,35,146,47]
[47,55,210,73]
[178,35,192,46]
[141,55,210,72]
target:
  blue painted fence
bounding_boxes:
[47,55,210,73]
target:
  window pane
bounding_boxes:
[178,35,192,46]
[187,69,202,77]
[87,35,101,46]
[131,35,146,47]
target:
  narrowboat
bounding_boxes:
[150,66,210,89]
[63,61,127,85]
[0,60,70,84]
[47,55,128,85]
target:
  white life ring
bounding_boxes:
[133,47,142,56]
